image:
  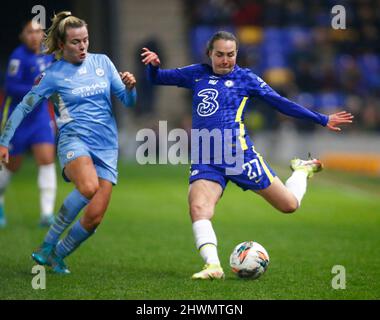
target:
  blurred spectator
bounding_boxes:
[232,0,263,26]
[188,0,380,132]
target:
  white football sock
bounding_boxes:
[0,167,12,205]
[192,219,220,265]
[38,163,57,218]
[285,169,308,207]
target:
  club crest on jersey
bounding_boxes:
[96,68,104,76]
[197,88,219,117]
[66,151,75,159]
[224,80,234,87]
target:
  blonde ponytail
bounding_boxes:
[44,11,87,59]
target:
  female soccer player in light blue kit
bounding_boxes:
[0,20,56,228]
[142,31,353,279]
[0,12,136,274]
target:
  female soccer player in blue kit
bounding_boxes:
[0,11,136,274]
[0,20,56,228]
[142,31,353,279]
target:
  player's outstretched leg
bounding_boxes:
[286,157,323,207]
[290,157,323,178]
[38,163,57,227]
[189,180,224,280]
[0,167,12,228]
[256,157,323,213]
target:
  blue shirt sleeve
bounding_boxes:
[5,51,32,98]
[104,55,136,107]
[147,64,200,89]
[0,91,45,147]
[0,71,55,147]
[247,72,329,126]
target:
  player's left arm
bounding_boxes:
[324,111,354,132]
[105,55,137,107]
[118,71,137,106]
[248,74,353,131]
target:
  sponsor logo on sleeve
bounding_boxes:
[8,59,20,76]
[34,72,46,86]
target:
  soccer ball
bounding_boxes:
[230,241,270,279]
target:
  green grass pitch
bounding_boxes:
[0,159,379,299]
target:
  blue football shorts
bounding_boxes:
[8,118,55,156]
[57,133,118,185]
[189,147,276,191]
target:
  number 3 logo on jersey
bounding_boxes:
[197,88,219,117]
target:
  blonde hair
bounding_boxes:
[44,11,87,59]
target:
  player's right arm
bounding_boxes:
[141,47,196,88]
[0,71,55,163]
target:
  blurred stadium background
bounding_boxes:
[1,0,380,174]
[0,0,379,300]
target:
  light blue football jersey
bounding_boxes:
[0,53,136,149]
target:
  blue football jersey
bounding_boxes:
[0,53,136,149]
[148,63,328,160]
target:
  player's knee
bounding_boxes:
[78,181,99,199]
[189,202,213,220]
[280,200,299,214]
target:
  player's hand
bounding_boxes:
[141,47,161,66]
[326,111,354,132]
[119,71,136,90]
[0,145,9,166]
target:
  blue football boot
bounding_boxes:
[47,251,71,274]
[31,242,55,266]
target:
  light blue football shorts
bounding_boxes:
[57,133,118,185]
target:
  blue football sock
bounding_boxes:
[44,189,89,245]
[55,220,94,258]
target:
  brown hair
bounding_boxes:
[206,31,239,56]
[44,11,87,59]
